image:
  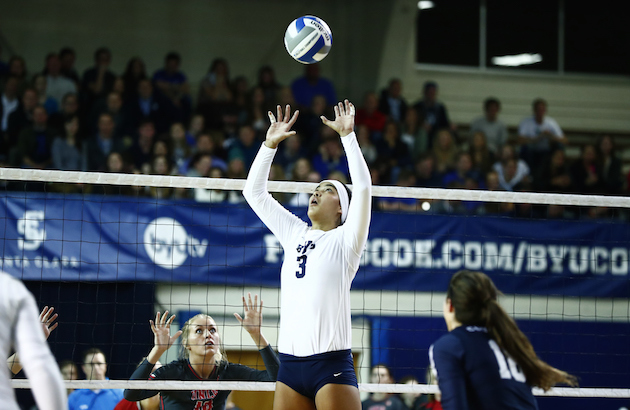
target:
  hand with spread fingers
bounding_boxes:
[7,306,60,374]
[234,293,270,350]
[264,104,300,149]
[321,99,356,137]
[148,311,182,364]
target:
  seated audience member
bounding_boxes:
[168,122,192,174]
[59,47,80,85]
[482,170,514,215]
[312,130,349,179]
[128,120,156,172]
[43,53,77,106]
[469,97,508,153]
[355,91,387,136]
[356,124,377,166]
[186,114,205,144]
[197,58,232,130]
[378,170,418,212]
[83,113,126,171]
[413,81,452,147]
[194,166,228,203]
[4,55,30,96]
[398,375,423,410]
[290,63,337,109]
[193,133,227,169]
[442,152,481,189]
[122,57,148,101]
[570,144,604,194]
[286,158,315,206]
[6,88,38,149]
[48,92,80,136]
[147,155,174,199]
[88,91,128,136]
[361,364,407,410]
[125,78,172,134]
[0,75,20,161]
[257,65,281,113]
[32,74,59,114]
[468,131,496,176]
[152,52,191,123]
[246,86,269,132]
[534,149,572,193]
[431,128,459,175]
[598,135,623,194]
[378,78,408,123]
[402,106,429,159]
[52,115,82,171]
[67,348,124,410]
[14,105,55,168]
[276,132,306,173]
[492,144,530,191]
[228,124,259,169]
[59,360,80,396]
[81,47,116,113]
[294,94,331,155]
[517,98,568,169]
[376,120,412,183]
[415,154,442,188]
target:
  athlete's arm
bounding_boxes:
[322,100,372,255]
[12,285,66,410]
[243,104,307,247]
[234,293,271,350]
[430,336,469,410]
[7,306,58,374]
[123,359,161,401]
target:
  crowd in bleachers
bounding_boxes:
[1,46,628,219]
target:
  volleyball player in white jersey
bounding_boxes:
[243,100,371,410]
[0,270,66,410]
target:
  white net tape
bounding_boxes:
[2,167,630,207]
[10,381,630,398]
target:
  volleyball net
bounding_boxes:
[2,168,629,407]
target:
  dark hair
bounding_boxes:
[447,270,576,390]
[165,52,181,63]
[59,47,75,59]
[484,97,500,111]
[423,81,437,91]
[532,98,547,110]
[94,47,111,61]
[371,363,394,380]
[82,347,105,363]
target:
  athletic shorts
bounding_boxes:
[277,349,358,399]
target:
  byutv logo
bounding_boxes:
[144,218,208,269]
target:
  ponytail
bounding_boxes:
[449,270,577,390]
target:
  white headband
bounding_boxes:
[322,179,349,224]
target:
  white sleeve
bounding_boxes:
[13,283,67,410]
[340,132,372,255]
[243,143,308,249]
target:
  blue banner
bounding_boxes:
[1,192,628,297]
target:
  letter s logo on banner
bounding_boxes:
[143,217,208,269]
[17,210,46,250]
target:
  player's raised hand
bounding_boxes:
[39,306,59,339]
[234,293,263,336]
[321,99,355,137]
[265,104,299,149]
[150,311,182,351]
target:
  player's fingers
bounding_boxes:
[162,310,170,324]
[248,293,254,308]
[259,298,263,311]
[234,313,243,324]
[268,111,276,124]
[166,314,176,326]
[40,306,50,321]
[333,104,340,119]
[48,313,59,325]
[276,105,283,122]
[155,311,161,324]
[284,105,291,123]
[253,294,258,310]
[320,115,331,126]
[338,101,345,115]
[287,110,300,128]
[49,322,59,333]
[172,330,183,342]
[150,320,157,332]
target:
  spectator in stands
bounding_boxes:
[431,128,459,175]
[192,133,227,171]
[32,74,59,114]
[492,145,530,192]
[245,87,268,133]
[482,170,515,215]
[128,120,156,172]
[312,129,349,179]
[230,75,250,125]
[378,170,418,212]
[0,44,7,75]
[470,97,508,153]
[14,105,55,168]
[68,348,124,410]
[468,131,496,176]
[398,375,422,410]
[413,81,452,147]
[43,53,77,105]
[277,86,295,107]
[356,91,387,137]
[194,166,228,203]
[361,364,407,410]
[153,52,191,121]
[276,133,306,173]
[598,135,623,194]
[122,57,147,101]
[356,124,377,166]
[287,158,319,207]
[83,112,126,171]
[59,360,80,396]
[6,88,38,148]
[228,124,259,169]
[535,148,572,194]
[52,115,82,171]
[257,65,281,113]
[378,78,408,124]
[0,76,20,158]
[88,91,128,136]
[290,63,337,109]
[401,100,429,159]
[81,47,116,114]
[415,153,441,188]
[48,92,80,136]
[186,114,205,144]
[125,78,171,134]
[4,56,29,96]
[197,58,232,130]
[168,122,191,174]
[59,47,80,85]
[517,98,567,169]
[294,94,331,156]
[376,120,412,183]
[570,144,604,194]
[147,155,174,199]
[443,152,480,189]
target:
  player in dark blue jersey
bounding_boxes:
[124,294,279,410]
[430,270,576,410]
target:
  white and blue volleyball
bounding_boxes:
[284,16,333,64]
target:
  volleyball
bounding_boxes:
[284,15,333,64]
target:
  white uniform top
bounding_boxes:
[0,271,67,410]
[244,132,371,357]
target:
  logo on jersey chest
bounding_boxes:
[295,240,316,278]
[191,389,218,400]
[296,240,316,254]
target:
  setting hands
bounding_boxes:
[150,311,183,351]
[321,99,355,137]
[265,105,299,149]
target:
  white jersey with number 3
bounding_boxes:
[244,132,372,357]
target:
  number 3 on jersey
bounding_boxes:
[296,255,307,278]
[488,340,526,382]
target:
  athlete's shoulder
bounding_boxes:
[153,358,189,379]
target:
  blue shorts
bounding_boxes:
[277,349,358,399]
